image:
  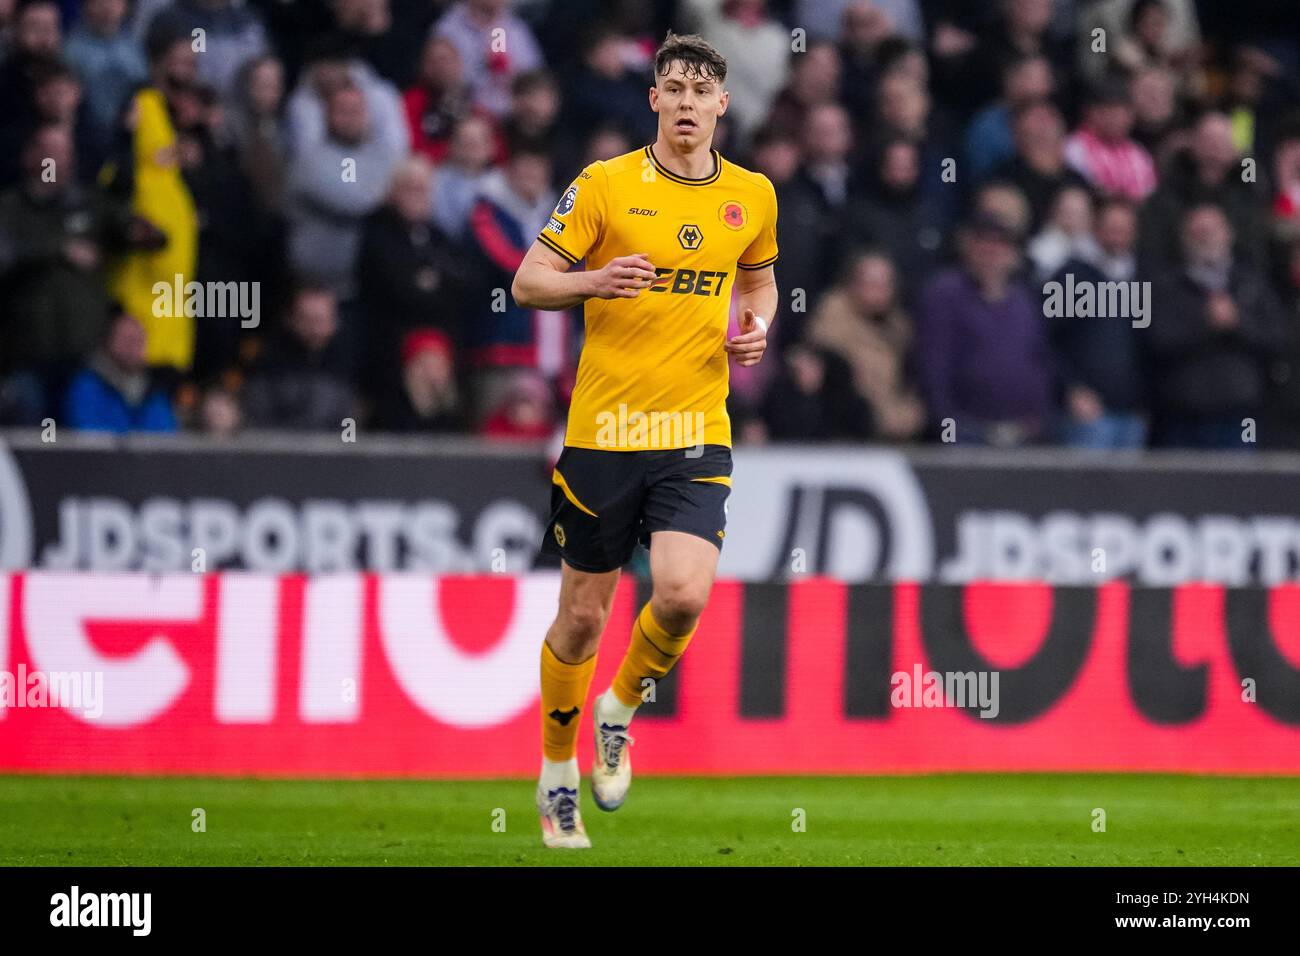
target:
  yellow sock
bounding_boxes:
[611,602,696,708]
[540,640,598,761]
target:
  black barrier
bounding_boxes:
[5,432,1300,584]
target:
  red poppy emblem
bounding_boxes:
[721,202,747,230]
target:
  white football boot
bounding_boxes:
[590,693,635,812]
[536,784,591,849]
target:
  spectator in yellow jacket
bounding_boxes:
[103,33,198,372]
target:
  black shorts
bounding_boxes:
[538,444,733,573]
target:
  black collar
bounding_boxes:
[644,144,722,185]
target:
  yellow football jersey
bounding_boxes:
[536,145,779,451]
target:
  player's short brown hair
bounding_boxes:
[654,32,727,85]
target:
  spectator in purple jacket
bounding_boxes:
[916,211,1053,446]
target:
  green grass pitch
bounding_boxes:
[0,774,1295,866]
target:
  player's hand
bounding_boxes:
[725,309,769,367]
[590,254,656,299]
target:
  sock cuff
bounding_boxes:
[541,640,597,680]
[637,602,695,652]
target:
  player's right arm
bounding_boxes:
[512,161,656,310]
[512,243,657,310]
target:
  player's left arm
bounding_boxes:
[725,264,778,367]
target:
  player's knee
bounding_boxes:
[651,584,707,633]
[557,601,608,647]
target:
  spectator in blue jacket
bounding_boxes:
[64,308,178,433]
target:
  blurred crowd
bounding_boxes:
[2,0,1300,450]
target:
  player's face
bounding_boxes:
[650,62,728,150]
